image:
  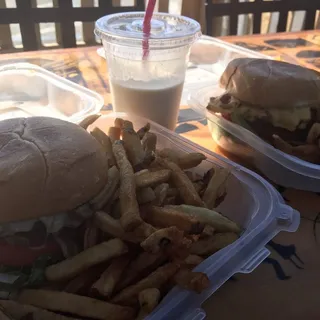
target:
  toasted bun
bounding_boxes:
[0,117,108,224]
[220,58,320,109]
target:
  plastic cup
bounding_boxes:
[95,12,201,130]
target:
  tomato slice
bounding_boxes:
[0,240,61,267]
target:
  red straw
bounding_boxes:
[142,0,157,59]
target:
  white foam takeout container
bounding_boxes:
[187,36,320,192]
[92,113,300,320]
[0,63,104,124]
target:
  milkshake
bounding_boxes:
[110,80,184,130]
[95,12,201,129]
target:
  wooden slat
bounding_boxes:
[0,0,13,51]
[158,0,169,13]
[229,0,239,35]
[82,0,96,45]
[304,10,317,30]
[252,0,262,34]
[16,0,38,51]
[57,0,76,48]
[181,0,206,33]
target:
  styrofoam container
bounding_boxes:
[0,63,104,124]
[189,85,320,192]
[93,113,300,320]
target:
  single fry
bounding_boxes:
[202,225,215,237]
[184,255,204,267]
[173,268,210,293]
[134,221,157,239]
[112,263,180,305]
[140,226,185,254]
[169,205,241,233]
[157,157,205,207]
[108,126,121,143]
[114,118,124,129]
[202,167,230,209]
[123,120,134,130]
[137,122,151,139]
[190,233,238,256]
[117,252,166,290]
[0,300,79,320]
[64,264,107,295]
[91,127,116,166]
[139,288,161,313]
[143,206,204,234]
[90,165,120,210]
[113,140,142,231]
[154,183,169,206]
[157,148,180,163]
[79,114,101,130]
[135,169,171,189]
[92,255,131,298]
[137,187,156,205]
[83,220,100,250]
[122,127,146,169]
[177,153,206,170]
[45,238,128,281]
[307,123,320,144]
[17,289,134,320]
[94,211,143,243]
[142,132,157,155]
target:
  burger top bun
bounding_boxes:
[0,117,108,224]
[219,58,320,109]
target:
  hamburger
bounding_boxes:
[207,58,320,163]
[0,117,108,296]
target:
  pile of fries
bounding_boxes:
[0,118,241,320]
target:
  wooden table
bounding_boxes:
[1,30,320,320]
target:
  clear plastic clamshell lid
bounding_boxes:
[95,12,201,49]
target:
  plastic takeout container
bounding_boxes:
[0,63,104,123]
[93,113,300,320]
[189,84,320,192]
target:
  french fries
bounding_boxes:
[91,127,116,166]
[108,126,121,142]
[90,165,120,210]
[122,127,146,169]
[202,167,230,209]
[141,226,185,254]
[136,288,161,320]
[94,211,143,243]
[190,232,239,256]
[92,255,132,298]
[0,300,80,320]
[112,263,180,306]
[17,289,135,320]
[79,114,101,130]
[113,140,143,231]
[137,122,151,139]
[173,268,210,293]
[143,206,204,234]
[45,238,128,281]
[7,118,243,320]
[135,169,171,189]
[169,205,241,233]
[157,156,205,207]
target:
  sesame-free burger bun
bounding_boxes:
[0,117,108,224]
[220,58,320,109]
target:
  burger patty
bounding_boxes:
[247,117,314,146]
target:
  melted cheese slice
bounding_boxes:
[238,106,311,131]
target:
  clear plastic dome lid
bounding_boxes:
[95,12,201,49]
